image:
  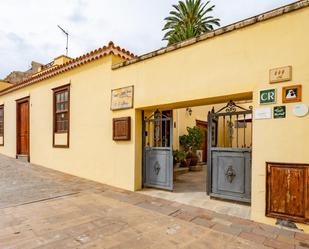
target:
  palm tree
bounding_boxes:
[163,0,220,45]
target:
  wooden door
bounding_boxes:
[266,163,309,224]
[17,99,29,156]
[196,120,207,163]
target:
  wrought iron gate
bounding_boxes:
[142,110,173,190]
[207,101,252,203]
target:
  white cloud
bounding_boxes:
[0,0,296,78]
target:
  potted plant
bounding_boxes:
[173,150,187,168]
[179,134,192,167]
[180,126,204,167]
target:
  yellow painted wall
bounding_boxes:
[0,57,136,191]
[0,6,307,231]
[111,7,309,231]
[252,83,309,232]
[0,81,13,91]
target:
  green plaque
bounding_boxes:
[259,89,276,104]
[274,106,286,119]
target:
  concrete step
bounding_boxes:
[174,167,189,177]
[16,154,29,163]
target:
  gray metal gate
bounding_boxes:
[142,110,173,191]
[207,101,252,203]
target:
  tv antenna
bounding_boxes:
[57,25,69,56]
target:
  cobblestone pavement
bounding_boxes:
[0,155,308,249]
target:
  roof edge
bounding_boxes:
[112,0,309,70]
[0,41,136,96]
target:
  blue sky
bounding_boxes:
[0,0,296,78]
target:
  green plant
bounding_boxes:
[173,150,187,163]
[179,126,204,153]
[179,134,191,152]
[162,0,220,45]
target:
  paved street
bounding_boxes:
[0,155,308,249]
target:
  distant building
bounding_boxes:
[4,61,43,84]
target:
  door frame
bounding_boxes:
[196,119,208,163]
[16,96,30,161]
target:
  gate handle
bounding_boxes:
[154,161,161,175]
[225,165,236,183]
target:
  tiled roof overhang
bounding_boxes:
[0,42,135,96]
[112,0,309,70]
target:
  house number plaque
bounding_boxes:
[269,66,292,83]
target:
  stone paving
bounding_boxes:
[0,154,308,249]
[141,170,251,219]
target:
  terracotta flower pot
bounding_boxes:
[190,155,199,166]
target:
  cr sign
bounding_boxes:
[259,89,276,104]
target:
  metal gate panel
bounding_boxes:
[142,110,173,191]
[211,149,251,203]
[144,148,173,190]
[207,101,252,203]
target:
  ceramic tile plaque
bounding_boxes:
[259,89,276,105]
[111,85,134,110]
[269,66,292,83]
[273,106,286,119]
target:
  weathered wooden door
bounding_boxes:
[207,101,252,203]
[266,163,309,224]
[143,110,173,191]
[17,98,30,158]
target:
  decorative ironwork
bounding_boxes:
[208,100,253,148]
[225,165,236,183]
[227,120,234,145]
[144,110,172,148]
[215,100,253,114]
[153,161,161,175]
[225,101,237,113]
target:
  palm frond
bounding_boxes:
[162,0,220,44]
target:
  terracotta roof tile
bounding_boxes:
[0,41,135,96]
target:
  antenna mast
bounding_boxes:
[57,25,69,56]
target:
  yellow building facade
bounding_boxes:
[0,1,308,231]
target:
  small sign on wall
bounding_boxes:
[269,66,292,83]
[293,104,309,117]
[282,85,302,103]
[113,117,131,141]
[255,107,272,120]
[111,85,134,111]
[273,106,286,119]
[259,89,276,105]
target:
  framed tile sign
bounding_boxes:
[111,85,134,111]
[282,85,302,103]
[113,117,131,141]
[259,89,276,105]
[273,106,286,119]
[269,66,292,83]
